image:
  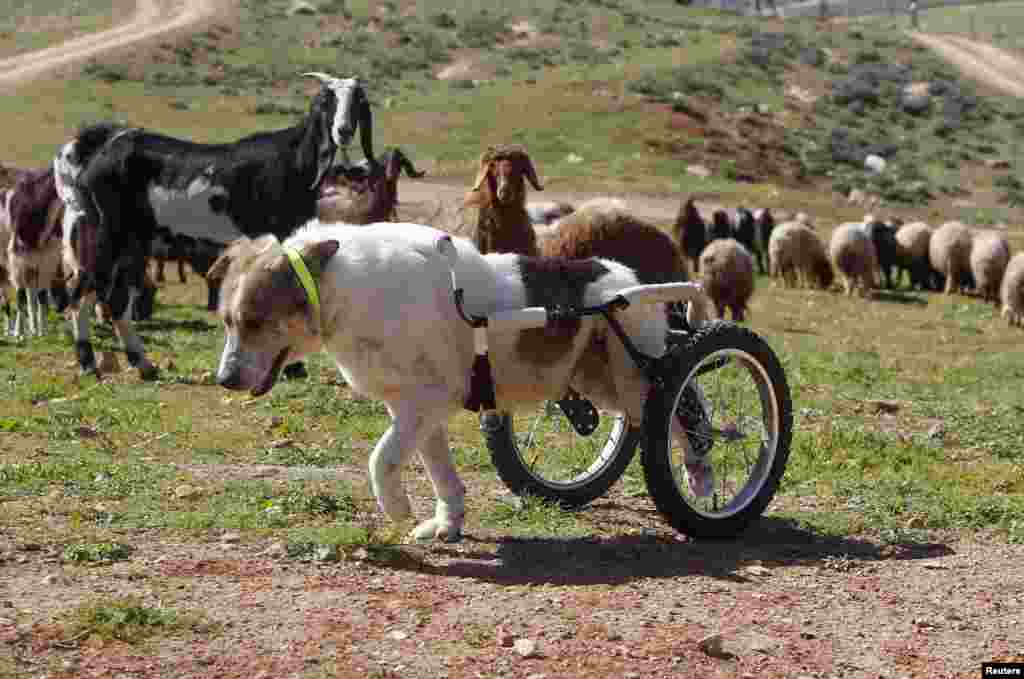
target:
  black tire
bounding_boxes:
[485,405,642,509]
[641,321,793,538]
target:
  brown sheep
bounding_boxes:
[464,145,542,256]
[699,238,754,321]
[539,197,688,285]
[768,221,834,290]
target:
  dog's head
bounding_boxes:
[207,235,340,397]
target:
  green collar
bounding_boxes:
[283,246,321,328]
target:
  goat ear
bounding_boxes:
[310,106,336,191]
[520,154,543,191]
[358,89,376,170]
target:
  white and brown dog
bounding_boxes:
[210,219,697,542]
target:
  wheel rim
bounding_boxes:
[668,348,780,519]
[509,403,630,490]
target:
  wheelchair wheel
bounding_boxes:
[641,321,793,538]
[484,402,641,509]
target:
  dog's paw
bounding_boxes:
[410,517,463,544]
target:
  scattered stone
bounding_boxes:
[75,426,100,439]
[699,633,733,659]
[263,541,287,558]
[42,574,67,587]
[865,154,887,174]
[270,439,295,449]
[287,0,318,15]
[744,565,772,577]
[221,531,242,544]
[0,617,14,626]
[926,422,946,442]
[687,164,711,179]
[867,399,901,414]
[513,638,539,658]
[173,484,201,500]
[388,630,409,641]
[985,158,1012,170]
[566,153,584,164]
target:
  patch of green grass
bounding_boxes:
[284,523,413,564]
[64,596,210,644]
[479,495,589,538]
[62,541,133,563]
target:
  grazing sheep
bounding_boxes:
[464,145,542,256]
[751,207,775,275]
[539,197,688,286]
[673,197,707,274]
[768,221,834,290]
[829,222,879,297]
[1000,252,1024,327]
[317,147,426,224]
[929,221,974,295]
[969,229,1011,304]
[861,217,900,289]
[5,168,65,337]
[894,221,937,291]
[699,238,755,321]
[526,200,574,226]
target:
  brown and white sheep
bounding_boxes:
[768,221,834,290]
[969,229,1011,304]
[929,221,974,295]
[464,145,542,256]
[1000,252,1024,328]
[698,238,754,321]
[317,147,426,225]
[829,222,879,297]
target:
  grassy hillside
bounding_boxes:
[0,0,133,58]
[3,0,1023,225]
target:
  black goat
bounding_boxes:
[673,197,707,273]
[709,208,733,242]
[862,219,900,289]
[752,207,775,275]
[54,72,376,379]
[732,207,757,254]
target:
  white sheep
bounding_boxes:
[699,238,755,321]
[894,221,936,290]
[829,222,879,297]
[768,221,834,290]
[929,221,973,295]
[1000,252,1024,328]
[969,229,1011,305]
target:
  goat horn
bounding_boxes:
[302,72,339,85]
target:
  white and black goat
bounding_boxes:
[53,72,375,379]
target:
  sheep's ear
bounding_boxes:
[470,160,493,193]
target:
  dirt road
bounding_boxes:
[0,0,223,87]
[910,31,1024,97]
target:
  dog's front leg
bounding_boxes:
[411,425,465,543]
[368,421,416,524]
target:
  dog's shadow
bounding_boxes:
[387,515,954,586]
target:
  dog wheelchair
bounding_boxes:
[439,237,794,539]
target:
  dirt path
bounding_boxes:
[0,0,225,86]
[909,31,1024,97]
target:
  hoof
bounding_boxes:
[80,366,103,381]
[282,362,308,380]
